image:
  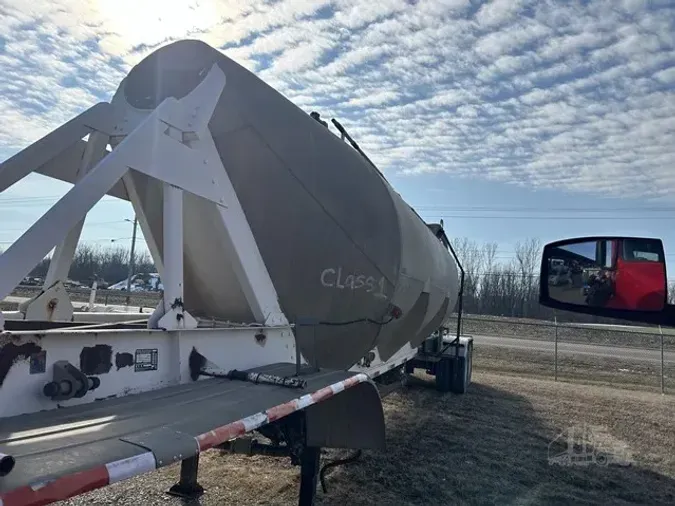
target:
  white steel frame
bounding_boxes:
[0,63,425,421]
[0,64,303,418]
[0,63,287,330]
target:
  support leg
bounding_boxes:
[167,455,204,499]
[298,446,321,506]
[156,182,196,330]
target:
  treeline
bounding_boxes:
[28,244,156,286]
[7,238,674,322]
[452,237,675,323]
[452,237,552,319]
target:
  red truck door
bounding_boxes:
[607,239,666,311]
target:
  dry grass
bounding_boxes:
[450,315,675,349]
[474,345,675,394]
[60,372,675,506]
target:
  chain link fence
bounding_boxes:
[6,284,160,311]
[450,314,674,394]
[4,286,674,394]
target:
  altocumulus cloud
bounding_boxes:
[0,0,674,200]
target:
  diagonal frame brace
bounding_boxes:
[0,102,113,194]
[0,90,228,305]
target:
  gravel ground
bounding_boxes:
[56,372,675,506]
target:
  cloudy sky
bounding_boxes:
[1,0,675,274]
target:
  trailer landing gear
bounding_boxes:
[167,455,204,500]
[298,446,321,506]
[167,440,323,505]
[210,411,327,506]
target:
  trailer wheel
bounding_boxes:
[435,356,453,393]
[450,342,473,394]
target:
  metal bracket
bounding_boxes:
[43,360,100,401]
[19,281,74,322]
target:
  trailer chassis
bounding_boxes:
[0,62,471,506]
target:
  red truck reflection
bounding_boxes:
[587,239,666,311]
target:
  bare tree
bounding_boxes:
[513,239,541,317]
[29,245,156,285]
[452,237,487,311]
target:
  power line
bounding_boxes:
[2,196,675,214]
[3,196,675,211]
[0,196,122,207]
[414,205,675,212]
[0,195,121,202]
[437,215,675,220]
[472,271,675,282]
[0,236,146,245]
[0,220,133,232]
[103,237,147,243]
[0,196,62,202]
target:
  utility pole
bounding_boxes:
[125,217,138,306]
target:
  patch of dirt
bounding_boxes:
[59,372,675,506]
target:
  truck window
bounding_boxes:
[621,239,664,262]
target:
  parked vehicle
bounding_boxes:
[108,272,163,292]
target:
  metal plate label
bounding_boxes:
[30,350,47,374]
[134,349,158,372]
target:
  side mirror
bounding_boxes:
[540,236,668,321]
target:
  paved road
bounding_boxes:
[472,334,674,364]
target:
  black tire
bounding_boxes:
[435,357,453,392]
[450,356,468,394]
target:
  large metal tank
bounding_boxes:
[113,40,459,369]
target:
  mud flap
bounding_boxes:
[304,380,386,450]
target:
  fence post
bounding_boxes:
[554,315,558,382]
[660,325,665,395]
[88,281,97,311]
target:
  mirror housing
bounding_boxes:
[540,236,668,323]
